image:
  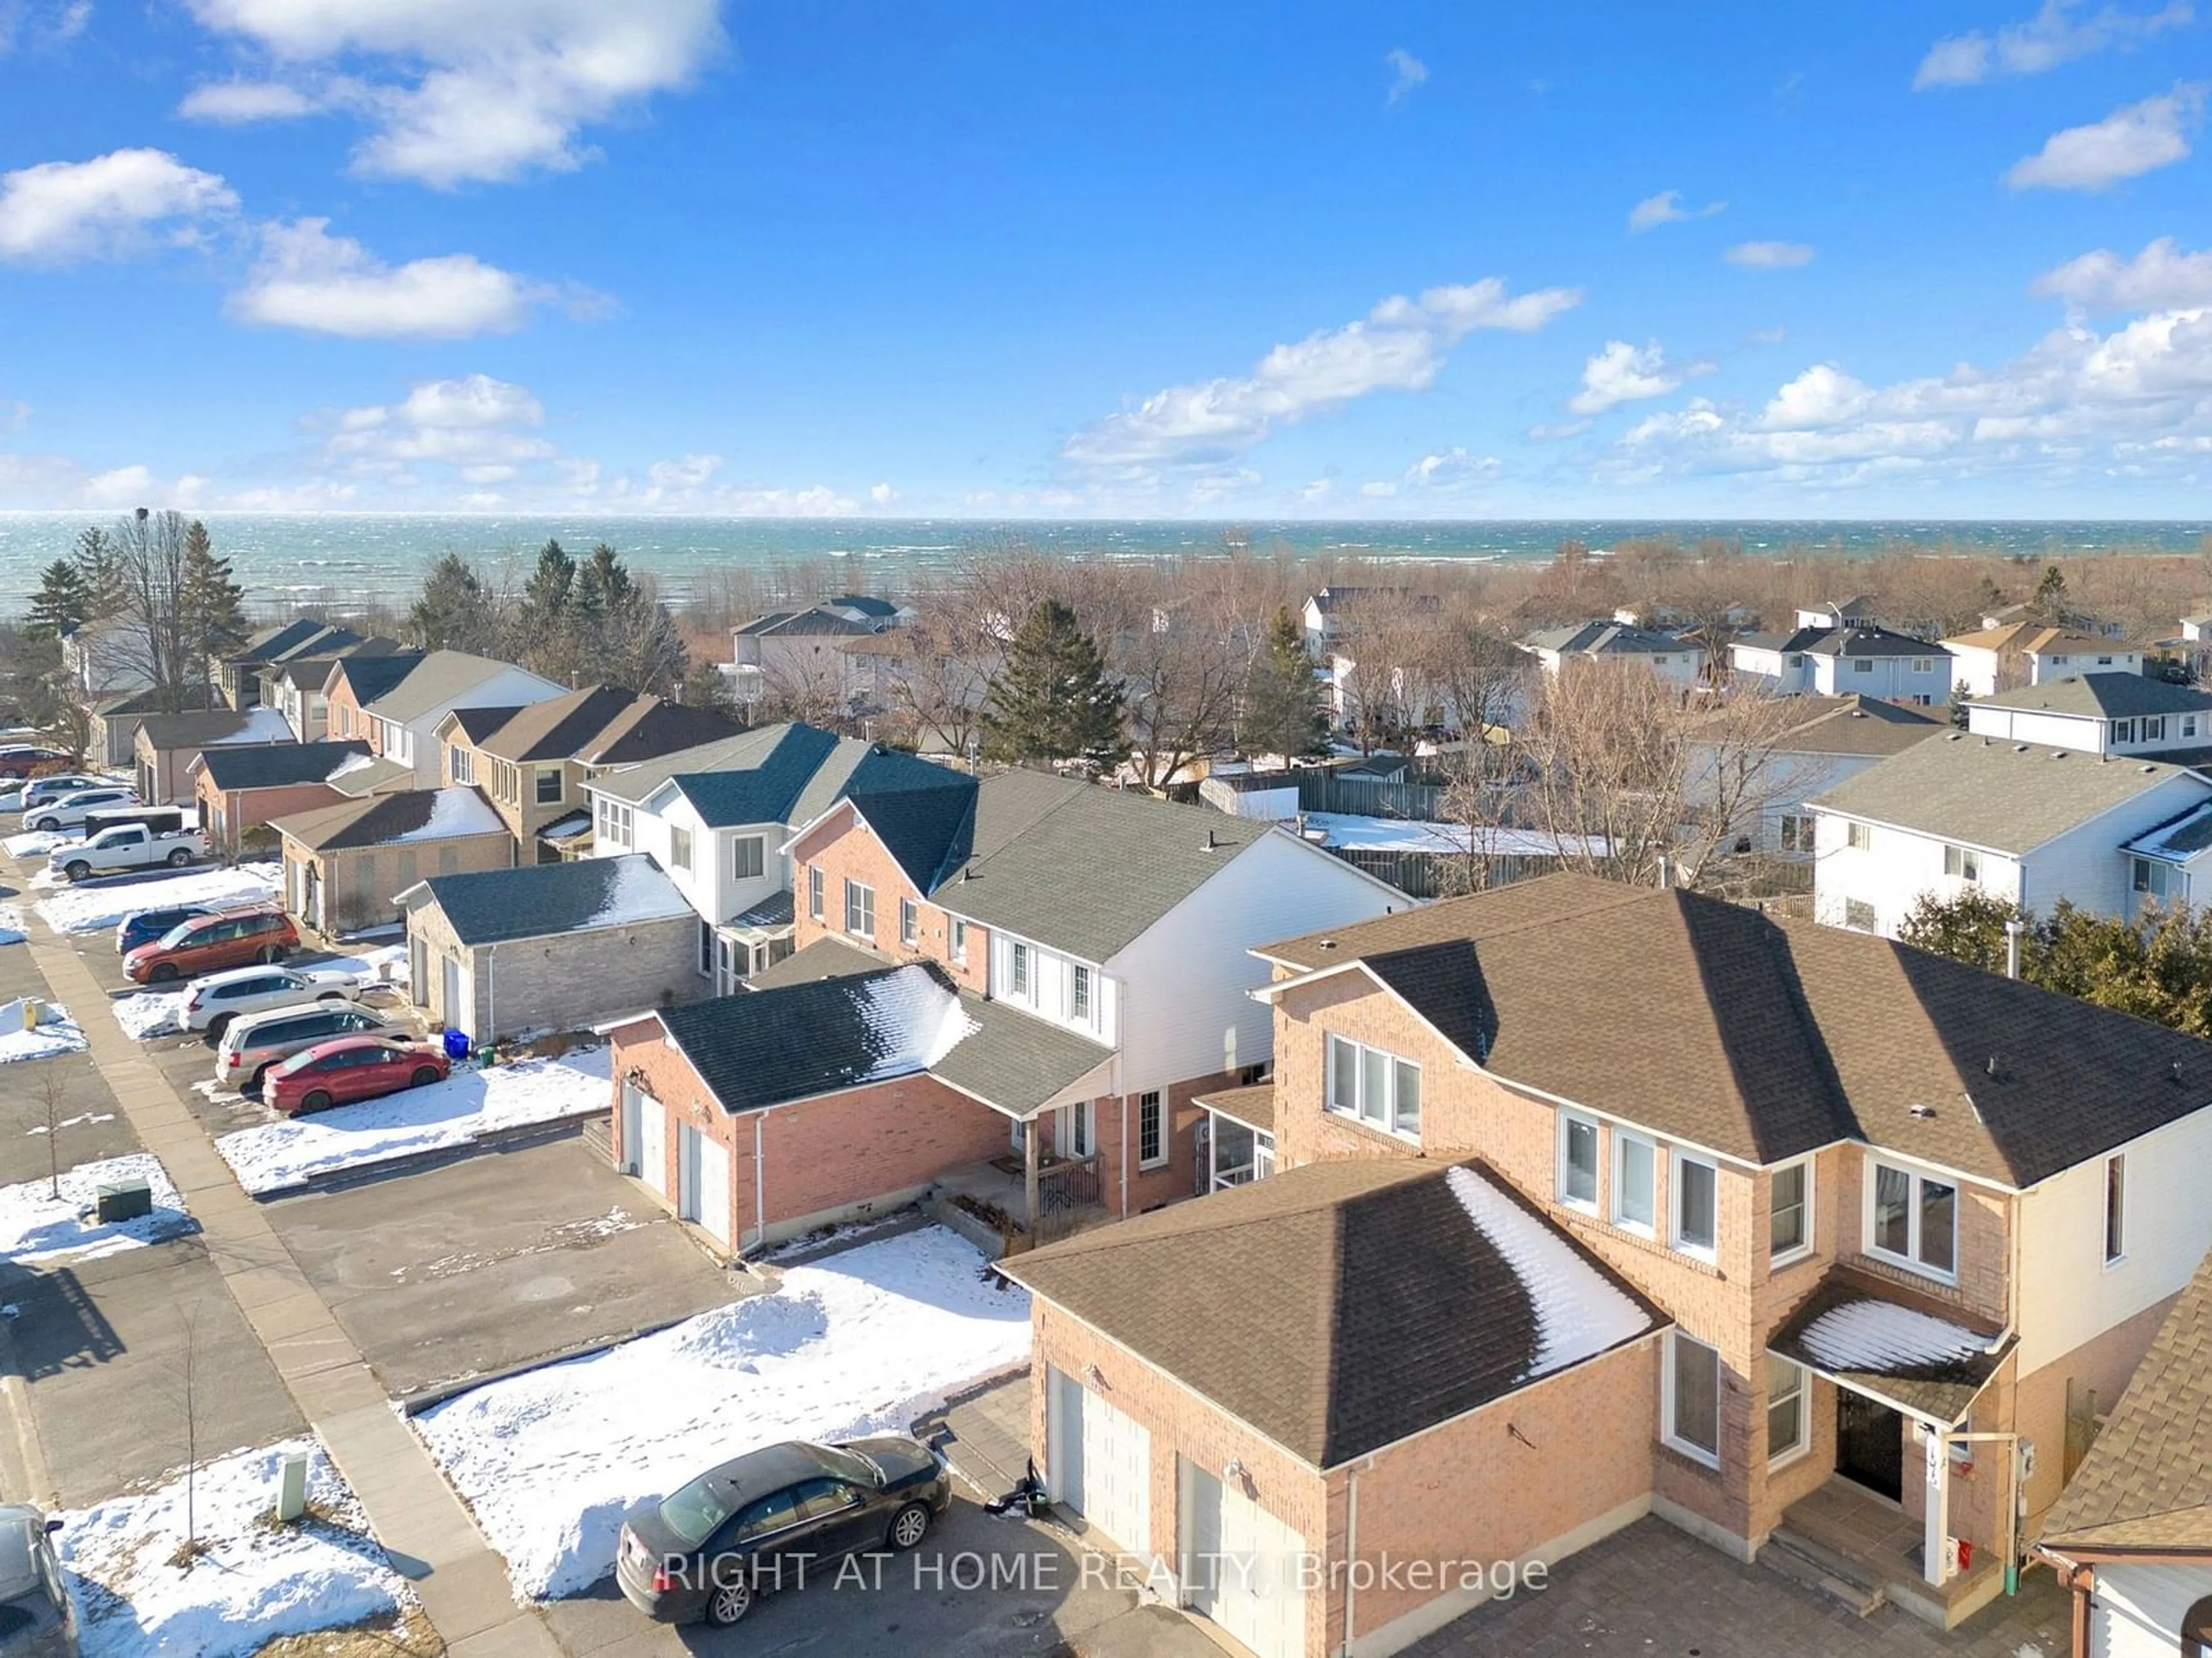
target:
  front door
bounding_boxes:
[1836,1391,1905,1502]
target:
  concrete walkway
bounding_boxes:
[20,922,560,1658]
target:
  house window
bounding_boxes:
[1009,940,1030,997]
[2097,655,2115,667]
[2104,1153,2126,1265]
[594,798,633,847]
[1767,1357,1808,1465]
[1851,659,1873,675]
[1664,1331,1722,1467]
[1673,1154,1718,1259]
[449,746,475,785]
[1771,1160,1811,1263]
[2186,716,2200,739]
[950,918,969,964]
[535,768,562,805]
[807,865,824,921]
[1868,1159,1958,1280]
[1612,1133,1657,1235]
[1559,1113,1599,1210]
[1779,814,1814,853]
[697,918,713,976]
[1943,844,1980,884]
[1138,1091,1164,1168]
[2142,716,2167,742]
[1323,1033,1420,1136]
[1846,822,1870,850]
[668,826,694,873]
[899,896,918,947]
[1069,963,1092,1023]
[2113,718,2136,744]
[2050,654,2068,667]
[1844,898,1877,932]
[844,879,874,938]
[1786,653,1805,668]
[1913,658,1933,673]
[732,835,764,881]
[2134,858,2171,899]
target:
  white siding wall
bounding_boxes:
[1810,653,1952,702]
[1109,832,1403,1096]
[2089,1562,2212,1658]
[2018,781,2212,916]
[1946,645,2002,699]
[1966,706,2108,754]
[2016,1105,2212,1373]
[988,935,1120,1046]
[1811,815,2024,937]
[716,821,787,923]
[393,666,565,783]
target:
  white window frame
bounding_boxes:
[1943,843,1980,884]
[2134,857,2171,900]
[807,864,824,921]
[1662,1331,1722,1468]
[1846,822,1870,851]
[1913,657,1933,673]
[1766,1357,1809,1468]
[1844,898,1877,933]
[2103,1153,2126,1267]
[950,918,969,965]
[2186,715,2200,739]
[1137,1091,1165,1169]
[2143,716,2167,742]
[1864,1156,1959,1284]
[1778,813,1813,853]
[669,825,693,873]
[1068,963,1092,1025]
[732,835,764,881]
[2113,718,2136,745]
[1009,940,1030,998]
[449,745,475,785]
[535,767,563,805]
[1611,1131,1657,1236]
[1769,1158,1813,1267]
[1558,1111,1600,1213]
[844,877,874,938]
[1323,1032,1421,1139]
[899,895,918,947]
[1671,1152,1719,1262]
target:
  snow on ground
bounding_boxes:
[416,1225,1031,1599]
[0,1153,190,1263]
[214,1044,613,1195]
[314,941,408,986]
[0,903,21,945]
[112,991,191,1041]
[1302,812,1613,860]
[35,862,281,934]
[58,1439,412,1658]
[4,829,64,858]
[0,1000,86,1063]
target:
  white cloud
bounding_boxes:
[0,149,237,264]
[1628,189,1725,232]
[1384,47,1427,105]
[1403,446,1501,488]
[1724,240,1815,270]
[180,0,726,187]
[227,217,559,338]
[1062,277,1581,477]
[1569,340,1710,414]
[2034,236,2212,312]
[1914,0,2191,88]
[1526,418,1593,441]
[0,1,90,55]
[1359,480,1397,498]
[177,79,319,120]
[868,482,899,505]
[1300,476,1334,501]
[1749,325,1789,345]
[326,374,555,475]
[2005,85,2204,190]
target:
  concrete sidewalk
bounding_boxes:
[21,922,560,1658]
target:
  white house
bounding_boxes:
[327,650,567,790]
[1729,622,1952,704]
[1941,623,2141,699]
[1521,620,1706,687]
[1808,732,2212,937]
[1687,694,1946,859]
[1964,675,2212,759]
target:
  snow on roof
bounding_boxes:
[853,964,979,1082]
[327,751,376,779]
[1797,1299,1994,1375]
[1444,1165,1656,1381]
[1305,811,1612,860]
[583,855,694,928]
[392,788,506,843]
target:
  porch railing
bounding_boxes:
[1032,1153,1104,1242]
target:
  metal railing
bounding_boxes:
[1032,1153,1104,1241]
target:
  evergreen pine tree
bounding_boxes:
[1238,606,1330,758]
[407,554,501,653]
[72,526,123,618]
[514,539,582,680]
[978,599,1129,770]
[25,559,92,642]
[179,521,247,694]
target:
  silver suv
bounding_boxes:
[216,1002,403,1093]
[0,1505,74,1657]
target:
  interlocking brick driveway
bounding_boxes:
[1405,1519,2070,1658]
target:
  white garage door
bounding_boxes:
[637,1097,669,1199]
[1051,1367,1151,1558]
[693,1133,732,1247]
[1182,1458,1308,1658]
[2091,1563,2212,1658]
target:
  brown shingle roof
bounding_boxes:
[1767,1264,2012,1425]
[1257,873,2212,1184]
[2041,1248,2212,1555]
[1192,1083,1274,1132]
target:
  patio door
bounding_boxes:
[1836,1391,1904,1502]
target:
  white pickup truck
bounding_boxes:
[48,823,211,883]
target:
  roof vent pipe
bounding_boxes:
[1656,854,1671,890]
[2004,918,2024,980]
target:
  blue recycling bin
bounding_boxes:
[442,1028,472,1062]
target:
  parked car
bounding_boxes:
[264,1034,450,1116]
[182,964,363,1038]
[216,1002,404,1093]
[615,1438,950,1628]
[16,774,105,808]
[0,748,68,782]
[123,905,297,984]
[24,788,137,834]
[48,824,208,883]
[0,1504,75,1657]
[115,904,222,956]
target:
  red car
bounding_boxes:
[264,1034,450,1117]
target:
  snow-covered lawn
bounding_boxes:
[35,862,281,935]
[0,902,22,945]
[58,1440,413,1658]
[0,1153,191,1263]
[312,941,408,986]
[214,1044,613,1195]
[416,1225,1031,1599]
[111,991,190,1041]
[0,999,86,1063]
[4,829,64,858]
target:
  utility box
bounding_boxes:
[94,1179,153,1223]
[276,1451,309,1523]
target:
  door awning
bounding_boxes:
[1768,1265,2014,1428]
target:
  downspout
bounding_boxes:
[753,1110,766,1256]
[1119,1093,1129,1220]
[486,941,498,1048]
[1342,1465,1361,1655]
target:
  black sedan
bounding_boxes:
[615,1437,950,1628]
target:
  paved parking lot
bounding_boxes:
[0,932,134,1186]
[266,1134,743,1399]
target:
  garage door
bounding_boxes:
[693,1133,732,1248]
[1051,1367,1150,1558]
[637,1095,669,1199]
[1182,1458,1308,1658]
[2091,1564,2212,1658]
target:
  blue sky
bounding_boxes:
[0,0,2207,517]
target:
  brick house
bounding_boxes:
[131,707,294,803]
[435,683,739,863]
[89,683,222,767]
[397,853,699,1042]
[2035,1246,2212,1658]
[1010,873,2212,1654]
[271,786,512,936]
[189,740,371,854]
